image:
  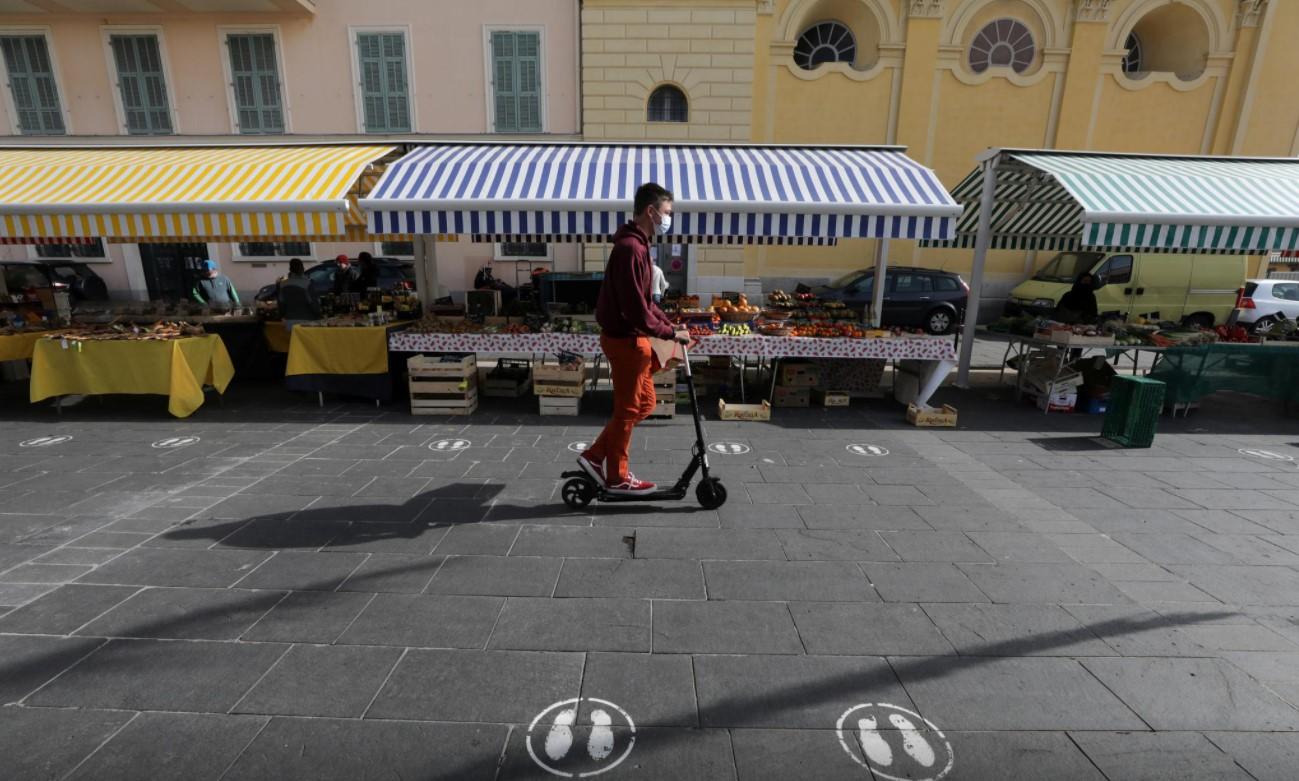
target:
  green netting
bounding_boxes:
[1146,343,1299,405]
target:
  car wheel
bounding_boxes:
[1182,313,1214,330]
[924,308,954,335]
[1253,316,1277,334]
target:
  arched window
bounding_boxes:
[647,85,688,123]
[794,20,856,70]
[1122,32,1143,74]
[968,18,1035,74]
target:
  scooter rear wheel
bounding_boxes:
[562,477,596,509]
[696,478,728,509]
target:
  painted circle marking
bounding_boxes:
[567,442,590,453]
[1239,448,1294,462]
[526,697,635,778]
[836,703,953,781]
[847,443,889,457]
[20,435,72,448]
[152,436,200,449]
[429,438,471,452]
[707,442,750,455]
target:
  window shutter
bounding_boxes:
[491,31,541,134]
[227,33,284,134]
[356,32,410,133]
[111,35,172,135]
[0,36,64,135]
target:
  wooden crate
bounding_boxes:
[718,399,771,421]
[410,373,478,416]
[539,395,581,416]
[407,353,475,379]
[533,356,586,398]
[772,386,810,408]
[813,389,851,407]
[907,403,958,427]
[778,361,820,388]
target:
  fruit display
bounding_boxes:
[540,317,600,335]
[789,322,866,339]
[711,294,760,322]
[718,323,751,336]
[686,324,714,338]
[409,315,483,334]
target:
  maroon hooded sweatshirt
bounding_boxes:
[596,222,676,340]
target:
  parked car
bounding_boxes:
[1005,251,1247,327]
[1,259,109,303]
[254,257,416,302]
[1234,279,1299,332]
[810,266,968,335]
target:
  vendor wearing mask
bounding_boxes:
[191,260,240,311]
[332,255,358,297]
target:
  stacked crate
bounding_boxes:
[772,361,819,407]
[649,368,677,418]
[534,356,586,416]
[408,354,477,416]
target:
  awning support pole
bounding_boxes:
[414,235,439,308]
[871,238,889,327]
[957,153,1000,387]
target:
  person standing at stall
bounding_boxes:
[191,260,240,311]
[355,251,380,293]
[650,261,669,305]
[576,183,679,496]
[278,258,321,331]
[332,254,357,297]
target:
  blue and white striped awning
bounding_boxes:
[929,150,1299,255]
[362,143,960,243]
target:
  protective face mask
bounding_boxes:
[655,211,672,236]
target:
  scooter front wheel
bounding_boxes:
[696,478,728,509]
[562,477,597,509]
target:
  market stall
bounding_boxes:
[0,328,50,363]
[933,149,1299,390]
[363,141,962,417]
[29,327,233,418]
[1148,341,1299,413]
[285,319,414,405]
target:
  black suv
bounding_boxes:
[1,259,110,303]
[255,257,416,302]
[811,266,969,334]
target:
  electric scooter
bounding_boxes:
[560,344,728,510]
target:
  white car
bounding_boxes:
[1236,279,1299,332]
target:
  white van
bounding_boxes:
[1006,252,1248,326]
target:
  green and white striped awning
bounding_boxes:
[928,151,1299,255]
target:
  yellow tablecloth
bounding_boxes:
[286,323,409,376]
[30,335,234,418]
[0,331,47,362]
[263,322,291,354]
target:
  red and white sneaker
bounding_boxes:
[607,472,656,495]
[576,452,607,486]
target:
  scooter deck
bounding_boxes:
[560,470,688,503]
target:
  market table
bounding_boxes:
[29,334,233,418]
[0,331,50,363]
[387,332,957,408]
[286,322,412,405]
[1146,341,1299,412]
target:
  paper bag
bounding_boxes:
[649,334,685,371]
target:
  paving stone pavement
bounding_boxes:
[3,383,1299,779]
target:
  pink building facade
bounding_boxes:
[0,0,581,300]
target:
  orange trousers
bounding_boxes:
[585,335,657,483]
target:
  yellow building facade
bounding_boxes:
[581,0,1298,308]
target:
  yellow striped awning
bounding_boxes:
[0,145,396,240]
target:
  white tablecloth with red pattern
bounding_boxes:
[387,331,956,361]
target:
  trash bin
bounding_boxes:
[1101,375,1166,448]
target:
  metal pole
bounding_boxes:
[413,235,440,308]
[871,238,889,327]
[956,153,1000,387]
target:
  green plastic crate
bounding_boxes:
[1102,375,1166,448]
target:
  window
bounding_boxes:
[34,240,105,259]
[0,36,63,135]
[490,30,542,133]
[647,85,687,123]
[968,19,1035,74]
[381,241,415,257]
[794,21,856,70]
[893,273,933,293]
[934,276,961,292]
[1272,283,1299,302]
[226,33,284,134]
[238,241,310,258]
[356,31,410,133]
[110,34,172,134]
[1122,32,1143,75]
[495,241,549,260]
[1096,255,1133,286]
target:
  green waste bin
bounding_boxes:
[1102,375,1166,448]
